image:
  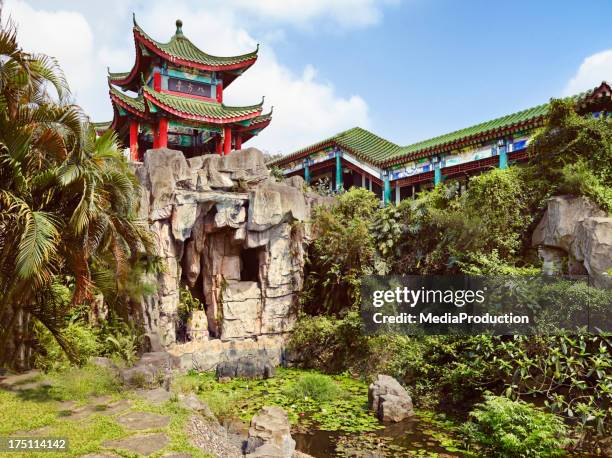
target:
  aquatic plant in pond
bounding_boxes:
[180,368,382,432]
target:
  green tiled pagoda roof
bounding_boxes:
[249,111,273,125]
[275,102,549,168]
[109,85,146,113]
[133,17,258,68]
[276,81,611,169]
[143,86,262,121]
[388,103,549,163]
[91,121,112,131]
[108,70,131,82]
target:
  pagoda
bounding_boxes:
[104,15,272,160]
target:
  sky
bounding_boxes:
[3,0,611,155]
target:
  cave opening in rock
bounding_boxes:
[240,248,262,282]
[177,266,206,344]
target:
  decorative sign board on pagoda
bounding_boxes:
[168,78,212,98]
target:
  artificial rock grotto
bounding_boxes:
[132,147,330,371]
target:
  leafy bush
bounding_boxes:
[462,395,569,458]
[34,319,101,371]
[285,373,343,402]
[529,98,612,213]
[302,188,378,314]
[559,159,612,213]
[288,311,368,373]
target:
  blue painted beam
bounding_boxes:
[335,152,343,192]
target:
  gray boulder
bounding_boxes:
[533,196,611,287]
[245,406,295,458]
[368,375,414,422]
[532,195,605,251]
[572,217,612,288]
[216,354,276,380]
[120,352,177,388]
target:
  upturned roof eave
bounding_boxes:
[142,87,264,124]
[132,17,258,74]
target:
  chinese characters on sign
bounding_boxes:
[168,77,212,98]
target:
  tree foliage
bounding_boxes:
[0,17,156,369]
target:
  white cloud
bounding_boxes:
[563,49,612,96]
[227,0,399,28]
[5,0,95,100]
[3,0,372,154]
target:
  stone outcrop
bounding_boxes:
[368,375,414,422]
[132,147,324,371]
[532,196,611,287]
[245,406,296,458]
[119,352,177,388]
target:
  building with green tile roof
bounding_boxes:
[272,81,610,205]
[99,17,271,160]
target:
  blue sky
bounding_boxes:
[5,0,612,153]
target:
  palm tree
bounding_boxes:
[0,17,155,370]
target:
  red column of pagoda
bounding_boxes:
[216,82,223,103]
[235,133,242,150]
[158,118,168,148]
[129,120,139,161]
[215,136,223,155]
[223,126,232,155]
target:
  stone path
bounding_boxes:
[102,432,170,456]
[2,373,198,458]
[116,411,171,430]
[0,370,53,391]
[135,387,173,405]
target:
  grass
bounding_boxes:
[0,365,212,458]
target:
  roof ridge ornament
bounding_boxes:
[175,19,183,36]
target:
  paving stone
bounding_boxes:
[57,400,77,411]
[99,399,131,416]
[13,426,52,436]
[162,453,192,458]
[0,370,41,389]
[79,454,122,458]
[116,411,171,430]
[63,405,97,420]
[103,432,169,456]
[136,387,172,405]
[89,395,113,405]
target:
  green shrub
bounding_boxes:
[34,320,101,371]
[461,395,569,458]
[97,318,143,365]
[285,373,343,402]
[288,311,368,373]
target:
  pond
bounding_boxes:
[295,412,468,457]
[179,369,470,457]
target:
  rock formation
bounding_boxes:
[245,406,296,457]
[132,147,327,371]
[368,375,414,422]
[532,195,611,288]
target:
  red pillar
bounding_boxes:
[235,133,242,150]
[215,135,223,156]
[223,126,232,155]
[158,118,168,148]
[129,120,139,161]
[216,82,223,103]
[153,72,161,91]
